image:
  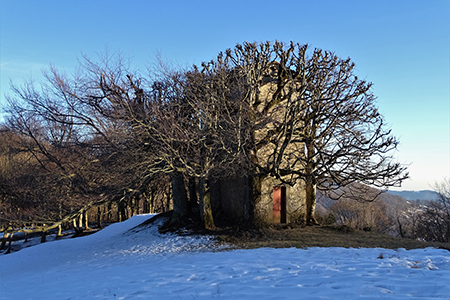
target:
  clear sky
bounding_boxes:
[1,0,449,191]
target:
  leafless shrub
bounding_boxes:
[413,179,450,242]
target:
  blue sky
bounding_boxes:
[0,0,449,191]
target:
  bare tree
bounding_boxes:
[2,51,175,233]
[328,188,392,233]
[221,41,408,224]
[414,179,450,242]
[141,58,253,228]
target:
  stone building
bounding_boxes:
[210,63,306,225]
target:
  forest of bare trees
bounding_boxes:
[1,41,416,243]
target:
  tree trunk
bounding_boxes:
[305,140,317,225]
[130,198,135,217]
[188,176,198,209]
[78,213,83,229]
[136,197,141,215]
[305,177,317,225]
[97,206,103,228]
[72,218,78,232]
[143,191,153,214]
[150,190,155,213]
[0,232,11,250]
[131,196,139,216]
[4,232,13,252]
[199,177,215,230]
[165,186,172,212]
[118,201,126,222]
[40,231,47,243]
[56,224,63,237]
[83,211,91,230]
[250,175,262,224]
[142,195,149,214]
[170,172,189,225]
[106,202,111,223]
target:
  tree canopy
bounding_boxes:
[1,41,408,231]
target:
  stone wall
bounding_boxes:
[254,175,306,225]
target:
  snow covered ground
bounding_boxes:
[1,214,449,300]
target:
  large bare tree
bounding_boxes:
[141,58,253,228]
[220,41,408,224]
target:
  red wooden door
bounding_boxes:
[273,186,286,223]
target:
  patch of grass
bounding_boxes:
[215,224,450,251]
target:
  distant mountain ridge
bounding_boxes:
[387,190,439,201]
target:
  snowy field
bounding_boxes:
[1,214,449,300]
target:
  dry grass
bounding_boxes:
[155,212,450,251]
[215,224,450,251]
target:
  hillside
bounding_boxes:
[315,188,424,216]
[387,190,439,201]
[1,214,450,300]
[312,186,440,240]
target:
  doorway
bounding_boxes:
[273,186,286,223]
